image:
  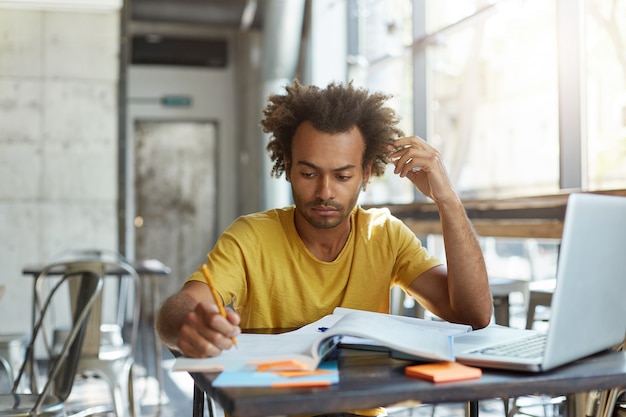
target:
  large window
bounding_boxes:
[348,0,416,204]
[585,0,626,190]
[426,1,559,198]
[351,0,626,204]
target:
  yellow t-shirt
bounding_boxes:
[187,205,442,330]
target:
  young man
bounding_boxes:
[156,79,492,369]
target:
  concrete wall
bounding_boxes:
[0,7,120,333]
[0,2,344,335]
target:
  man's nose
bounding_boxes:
[316,176,334,200]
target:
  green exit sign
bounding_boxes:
[161,95,192,107]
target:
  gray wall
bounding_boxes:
[0,1,347,335]
[0,7,260,333]
[0,7,120,334]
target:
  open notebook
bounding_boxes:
[454,193,626,372]
[173,307,470,372]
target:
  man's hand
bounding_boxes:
[388,136,457,205]
[155,281,241,358]
[177,302,241,358]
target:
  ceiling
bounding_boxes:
[129,0,264,30]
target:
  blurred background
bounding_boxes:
[1,0,625,348]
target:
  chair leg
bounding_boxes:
[128,363,140,417]
[526,300,537,330]
[110,358,135,417]
[78,356,136,417]
[595,388,621,417]
[206,392,215,417]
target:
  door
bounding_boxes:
[134,121,217,299]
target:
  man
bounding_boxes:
[156,79,492,375]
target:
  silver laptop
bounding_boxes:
[454,193,626,372]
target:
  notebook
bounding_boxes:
[454,193,626,372]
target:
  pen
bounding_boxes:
[201,264,238,348]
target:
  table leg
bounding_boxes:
[465,400,479,417]
[193,382,205,417]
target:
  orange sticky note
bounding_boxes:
[271,380,332,388]
[405,361,482,383]
[273,369,336,378]
[253,360,310,372]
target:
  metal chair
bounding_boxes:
[590,336,625,417]
[0,285,29,392]
[46,249,141,417]
[0,267,103,417]
[525,279,555,330]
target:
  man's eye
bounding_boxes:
[302,172,316,178]
[337,175,351,181]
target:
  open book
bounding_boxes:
[173,307,471,372]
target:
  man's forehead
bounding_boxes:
[295,159,358,171]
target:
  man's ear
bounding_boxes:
[362,164,372,186]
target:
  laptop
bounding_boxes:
[454,193,626,372]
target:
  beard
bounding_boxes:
[292,192,360,230]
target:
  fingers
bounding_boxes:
[388,136,459,205]
[176,302,241,358]
[388,136,436,177]
[225,307,241,327]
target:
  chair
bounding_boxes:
[0,334,28,393]
[46,249,141,417]
[525,279,555,330]
[0,285,29,392]
[589,336,625,417]
[0,267,103,417]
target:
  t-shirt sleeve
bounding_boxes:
[185,217,251,307]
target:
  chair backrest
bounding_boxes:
[48,249,141,357]
[12,268,103,412]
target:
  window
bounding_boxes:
[425,0,559,199]
[350,0,626,204]
[348,0,416,204]
[585,0,626,190]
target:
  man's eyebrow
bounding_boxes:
[296,161,357,171]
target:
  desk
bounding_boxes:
[189,348,626,417]
[22,259,171,402]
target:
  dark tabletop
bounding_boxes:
[190,348,626,417]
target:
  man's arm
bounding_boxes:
[407,201,493,329]
[390,136,493,329]
[155,280,241,357]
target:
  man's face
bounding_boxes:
[287,121,370,230]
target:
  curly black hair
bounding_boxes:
[261,79,404,178]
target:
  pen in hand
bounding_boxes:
[201,264,238,348]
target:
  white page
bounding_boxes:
[173,332,325,372]
[321,311,457,362]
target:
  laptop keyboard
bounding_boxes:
[478,333,547,359]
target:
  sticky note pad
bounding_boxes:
[405,361,482,383]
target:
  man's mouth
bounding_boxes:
[312,205,339,216]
